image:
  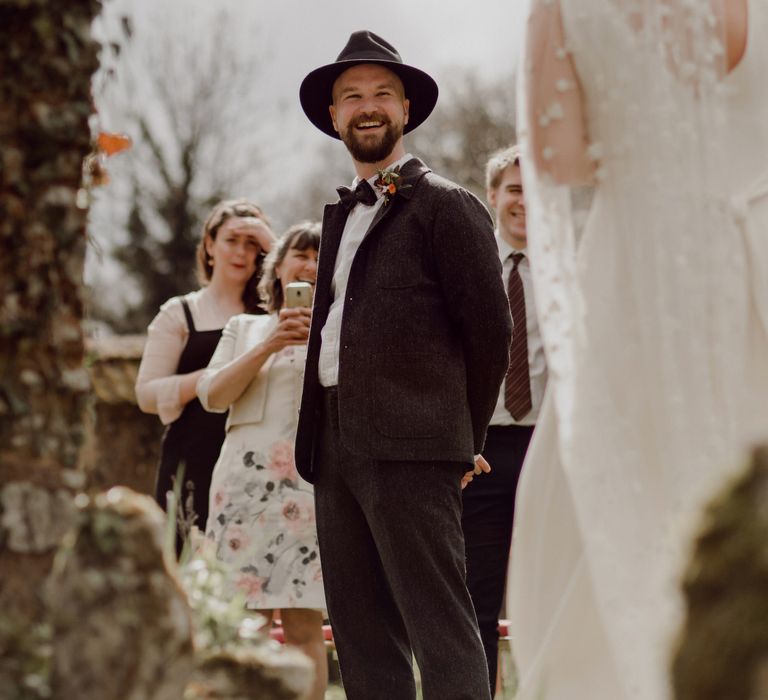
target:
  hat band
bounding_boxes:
[336,51,402,64]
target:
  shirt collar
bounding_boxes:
[495,231,527,263]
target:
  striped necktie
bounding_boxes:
[504,252,532,420]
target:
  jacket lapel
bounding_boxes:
[317,157,432,304]
[316,202,348,310]
[362,157,431,240]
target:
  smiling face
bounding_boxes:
[276,245,319,292]
[488,163,526,249]
[329,63,409,166]
[205,216,264,286]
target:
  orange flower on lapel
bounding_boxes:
[374,165,411,206]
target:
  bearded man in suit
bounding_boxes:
[296,30,512,700]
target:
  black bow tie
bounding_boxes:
[337,180,378,211]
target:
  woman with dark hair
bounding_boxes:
[136,199,275,546]
[197,222,327,700]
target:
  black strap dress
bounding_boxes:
[154,298,227,543]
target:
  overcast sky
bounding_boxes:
[98,0,529,150]
[261,0,528,94]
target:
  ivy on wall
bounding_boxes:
[0,1,101,472]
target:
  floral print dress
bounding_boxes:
[206,346,324,610]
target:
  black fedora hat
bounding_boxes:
[299,30,439,139]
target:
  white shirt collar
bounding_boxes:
[495,231,527,263]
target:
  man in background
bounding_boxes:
[462,145,548,696]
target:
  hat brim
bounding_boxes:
[299,59,439,139]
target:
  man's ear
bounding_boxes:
[487,187,497,209]
[403,98,410,125]
[329,105,339,133]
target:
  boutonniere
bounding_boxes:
[374,165,411,206]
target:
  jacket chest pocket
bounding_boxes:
[374,231,425,289]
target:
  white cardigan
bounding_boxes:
[197,313,278,431]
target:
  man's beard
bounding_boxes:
[340,113,403,163]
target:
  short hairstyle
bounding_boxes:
[485,145,522,190]
[196,198,270,314]
[258,221,321,313]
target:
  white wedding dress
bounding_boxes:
[509,1,768,698]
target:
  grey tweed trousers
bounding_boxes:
[314,387,491,700]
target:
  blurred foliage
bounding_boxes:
[0,0,100,465]
[180,556,267,654]
[1,16,99,698]
[180,550,312,700]
[673,446,768,700]
[0,615,52,700]
[170,467,267,657]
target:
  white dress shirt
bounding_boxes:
[490,234,547,426]
[318,153,413,387]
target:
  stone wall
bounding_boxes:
[82,334,162,496]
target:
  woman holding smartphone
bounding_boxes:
[135,199,275,547]
[197,222,327,700]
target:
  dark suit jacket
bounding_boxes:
[295,157,512,483]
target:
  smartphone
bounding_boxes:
[284,281,314,309]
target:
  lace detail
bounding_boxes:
[512,1,768,698]
[731,169,768,335]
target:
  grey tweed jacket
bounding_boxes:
[294,157,512,483]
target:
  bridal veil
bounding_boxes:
[510,1,768,697]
